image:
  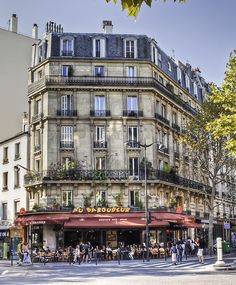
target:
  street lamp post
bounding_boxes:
[126,140,165,262]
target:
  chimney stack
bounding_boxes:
[10,14,18,33]
[103,20,113,34]
[32,23,38,39]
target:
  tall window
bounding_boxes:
[193,82,198,97]
[128,126,138,147]
[61,126,73,148]
[95,95,105,116]
[34,100,41,115]
[3,172,8,190]
[185,75,190,90]
[35,160,40,172]
[158,53,162,67]
[130,190,140,207]
[93,38,105,58]
[161,104,167,118]
[61,38,74,56]
[96,191,107,206]
[14,167,20,188]
[127,96,138,113]
[125,40,136,58]
[151,45,158,64]
[61,65,73,77]
[172,111,177,124]
[95,157,106,170]
[3,147,8,163]
[61,95,73,115]
[95,126,106,148]
[62,191,73,207]
[2,203,7,220]
[168,61,172,72]
[156,100,160,114]
[177,67,182,84]
[129,157,139,177]
[94,66,104,77]
[14,201,20,217]
[15,143,20,160]
[35,130,41,148]
[126,66,136,77]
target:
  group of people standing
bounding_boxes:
[170,237,206,265]
[17,241,32,265]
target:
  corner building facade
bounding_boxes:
[17,21,231,249]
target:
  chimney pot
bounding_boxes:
[10,13,18,33]
[103,20,113,34]
[32,23,38,39]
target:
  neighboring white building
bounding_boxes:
[0,119,28,258]
[0,14,37,141]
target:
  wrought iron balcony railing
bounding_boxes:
[24,168,212,194]
[90,110,110,117]
[93,141,108,149]
[123,110,143,117]
[57,110,78,116]
[28,76,196,116]
[172,123,181,132]
[32,113,43,122]
[60,141,74,149]
[155,113,170,125]
[126,140,140,148]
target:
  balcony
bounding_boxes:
[90,110,110,117]
[126,140,140,148]
[155,113,170,125]
[14,153,20,160]
[60,141,74,149]
[93,141,107,149]
[2,158,8,164]
[57,110,77,116]
[32,113,43,122]
[123,110,143,117]
[28,76,197,116]
[172,123,181,132]
[158,146,169,154]
[24,168,212,194]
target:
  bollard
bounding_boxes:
[11,250,13,266]
[95,250,98,266]
[214,237,226,267]
[117,248,120,265]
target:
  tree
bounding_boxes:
[182,100,236,254]
[105,0,186,16]
[207,50,236,156]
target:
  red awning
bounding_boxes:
[64,218,169,229]
[15,213,70,226]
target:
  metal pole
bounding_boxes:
[144,145,150,262]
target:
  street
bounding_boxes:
[0,257,236,285]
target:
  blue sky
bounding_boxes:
[0,0,235,85]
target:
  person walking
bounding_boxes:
[196,237,205,264]
[176,241,184,264]
[17,241,24,265]
[170,243,177,265]
[73,244,81,264]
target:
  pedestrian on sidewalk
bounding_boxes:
[176,240,184,264]
[170,243,177,265]
[196,237,205,264]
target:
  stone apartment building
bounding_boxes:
[15,21,234,249]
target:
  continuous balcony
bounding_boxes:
[172,123,181,132]
[31,113,43,122]
[28,76,196,116]
[24,168,212,194]
[60,141,74,149]
[155,113,170,125]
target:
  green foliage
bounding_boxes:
[162,164,174,174]
[83,192,93,207]
[113,193,123,207]
[207,50,236,156]
[106,0,186,16]
[93,170,108,181]
[97,196,109,207]
[32,203,40,211]
[135,196,143,209]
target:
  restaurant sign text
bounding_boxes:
[73,207,131,214]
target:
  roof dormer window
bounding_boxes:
[60,37,74,56]
[93,38,106,58]
[125,39,137,59]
